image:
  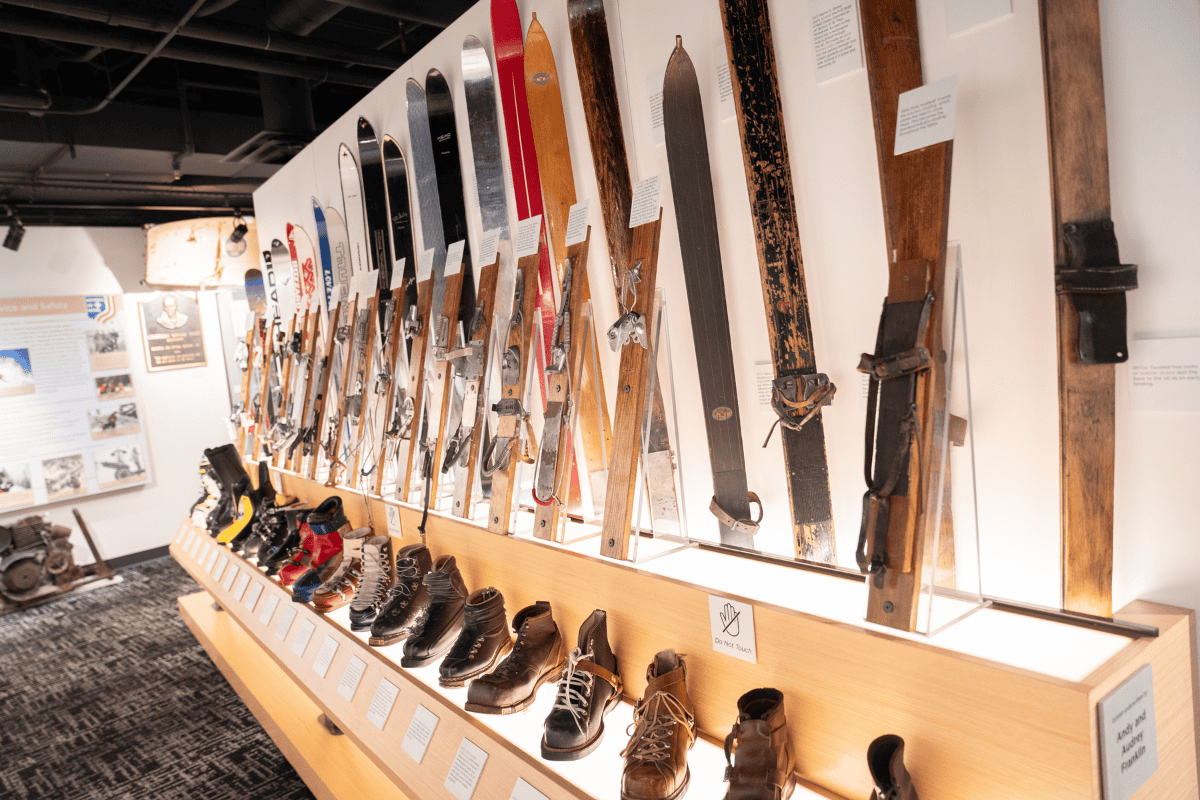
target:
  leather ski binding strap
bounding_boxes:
[1055,218,1137,364]
[481,399,537,476]
[762,373,835,447]
[709,492,764,536]
[574,659,622,693]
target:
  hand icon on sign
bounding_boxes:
[720,602,741,637]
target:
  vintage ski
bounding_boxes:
[357,117,394,307]
[567,0,681,542]
[491,0,556,391]
[1040,0,1135,617]
[302,297,342,479]
[312,200,336,321]
[718,0,836,563]
[238,269,264,455]
[856,0,954,630]
[523,14,612,532]
[663,38,760,549]
[446,35,512,520]
[338,145,370,278]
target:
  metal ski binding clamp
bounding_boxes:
[607,311,647,351]
[402,304,422,339]
[433,315,450,360]
[501,346,521,386]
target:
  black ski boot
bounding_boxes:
[541,609,624,761]
[369,543,433,646]
[439,588,512,687]
[401,555,468,668]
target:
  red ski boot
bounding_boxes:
[277,497,349,588]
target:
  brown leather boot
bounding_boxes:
[465,601,566,714]
[722,688,795,800]
[868,735,918,800]
[439,587,512,687]
[620,650,697,800]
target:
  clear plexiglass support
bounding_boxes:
[912,243,990,637]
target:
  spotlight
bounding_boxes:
[225,214,249,258]
[3,219,24,252]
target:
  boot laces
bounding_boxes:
[355,547,391,608]
[489,630,531,679]
[324,561,361,594]
[552,647,595,733]
[383,558,420,601]
[426,574,462,602]
[620,690,695,776]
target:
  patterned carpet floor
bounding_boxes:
[0,556,315,800]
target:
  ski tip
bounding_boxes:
[676,35,682,48]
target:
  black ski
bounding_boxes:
[427,69,475,330]
[663,38,760,550]
[358,116,393,320]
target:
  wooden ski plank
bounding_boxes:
[288,311,319,473]
[451,257,500,520]
[254,320,273,458]
[349,295,380,487]
[1040,0,1116,617]
[599,216,663,560]
[372,286,408,496]
[524,13,611,513]
[305,301,342,481]
[324,297,358,486]
[860,0,953,630]
[399,279,435,500]
[427,266,467,501]
[486,247,543,535]
[273,314,298,468]
[237,327,256,454]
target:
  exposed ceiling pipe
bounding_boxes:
[329,0,472,27]
[0,13,382,92]
[0,86,51,110]
[0,0,404,71]
[195,0,243,18]
[266,0,345,37]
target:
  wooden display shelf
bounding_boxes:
[174,462,1200,800]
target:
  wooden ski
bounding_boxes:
[567,0,680,539]
[1040,0,1136,617]
[524,13,612,530]
[663,37,760,550]
[857,0,954,630]
[718,0,836,563]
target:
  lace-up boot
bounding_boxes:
[467,602,566,715]
[348,536,396,630]
[722,688,795,800]
[620,650,697,800]
[310,526,371,612]
[367,543,432,643]
[868,735,917,800]
[261,507,309,576]
[541,609,622,759]
[438,588,512,687]
[401,555,468,668]
[278,497,348,587]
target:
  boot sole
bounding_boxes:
[401,649,450,668]
[540,686,623,760]
[621,767,689,800]
[368,629,411,646]
[438,640,514,688]
[312,598,352,613]
[465,656,566,716]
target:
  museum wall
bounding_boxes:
[0,226,234,563]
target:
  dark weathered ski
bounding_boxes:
[856,0,954,630]
[718,0,836,563]
[358,117,394,329]
[663,38,759,550]
[1040,0,1135,617]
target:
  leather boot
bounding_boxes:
[401,555,468,668]
[541,609,622,759]
[868,735,917,800]
[368,543,432,645]
[311,526,371,612]
[438,587,512,687]
[466,601,566,714]
[278,496,347,587]
[348,535,396,630]
[722,688,795,800]
[620,650,697,800]
[261,507,308,576]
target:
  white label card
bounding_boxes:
[565,201,590,246]
[418,248,435,283]
[274,604,297,641]
[291,617,316,658]
[312,635,339,677]
[754,361,774,413]
[708,594,758,663]
[259,592,280,626]
[1129,337,1200,413]
[385,504,403,538]
[509,778,550,800]
[715,47,734,120]
[182,529,194,551]
[188,537,202,559]
[809,0,863,83]
[515,216,542,258]
[1098,664,1158,800]
[232,572,250,603]
[220,561,237,591]
[390,258,407,291]
[647,71,665,146]
[367,679,400,730]
[478,229,501,268]
[445,239,466,278]
[402,704,440,764]
[337,656,366,701]
[203,549,219,574]
[444,738,489,800]
[894,75,958,156]
[211,557,226,584]
[628,175,663,229]
[946,0,1011,36]
[243,580,263,612]
[175,523,189,543]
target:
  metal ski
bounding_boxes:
[523,14,612,533]
[856,0,954,630]
[663,37,760,550]
[312,199,335,322]
[719,0,836,563]
[567,0,681,545]
[1040,0,1136,616]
